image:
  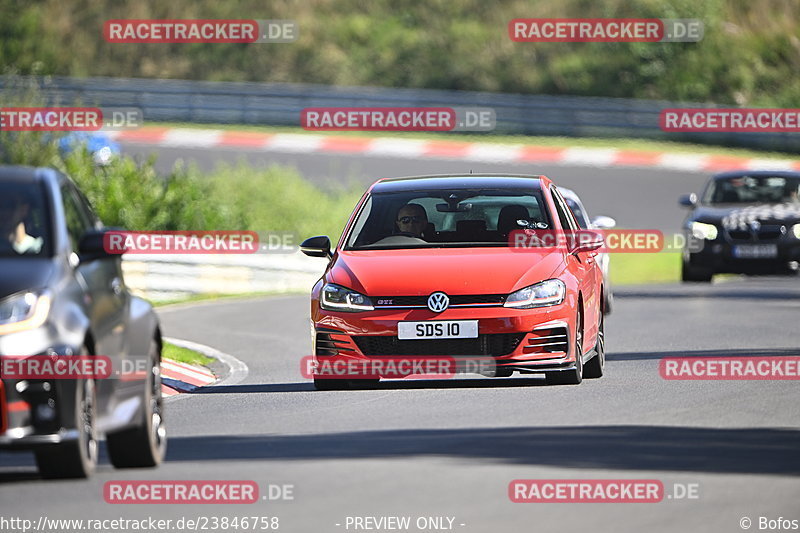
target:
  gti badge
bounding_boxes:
[427,292,450,313]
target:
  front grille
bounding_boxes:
[726,225,786,242]
[373,294,506,307]
[353,333,525,356]
[525,326,569,353]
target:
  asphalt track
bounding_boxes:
[1,143,799,533]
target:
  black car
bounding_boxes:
[0,166,165,478]
[679,170,800,282]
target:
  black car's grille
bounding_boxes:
[373,294,506,307]
[524,326,569,354]
[726,225,786,242]
[352,333,525,356]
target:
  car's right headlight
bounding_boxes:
[0,291,51,335]
[320,283,374,312]
[690,221,719,241]
[504,279,566,309]
[791,223,800,239]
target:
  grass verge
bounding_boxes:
[162,341,215,367]
[151,290,306,308]
[610,253,681,286]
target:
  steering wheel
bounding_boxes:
[393,231,419,238]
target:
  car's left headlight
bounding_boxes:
[0,291,52,335]
[504,279,566,309]
[791,223,800,239]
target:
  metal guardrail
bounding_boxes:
[9,76,799,152]
[121,252,324,302]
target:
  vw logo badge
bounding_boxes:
[749,220,761,231]
[427,292,450,313]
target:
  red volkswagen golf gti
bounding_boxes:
[301,174,606,389]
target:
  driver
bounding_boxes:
[0,192,44,254]
[395,203,428,239]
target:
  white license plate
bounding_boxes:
[397,320,478,340]
[733,244,778,258]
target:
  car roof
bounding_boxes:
[0,165,63,185]
[713,170,800,180]
[370,174,549,193]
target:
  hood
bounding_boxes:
[692,203,800,230]
[0,258,55,300]
[329,248,564,296]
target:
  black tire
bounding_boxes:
[35,376,98,479]
[583,309,605,379]
[494,367,514,378]
[603,288,613,315]
[681,259,713,282]
[106,338,167,468]
[546,311,584,385]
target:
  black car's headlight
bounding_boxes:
[0,290,51,335]
[504,279,566,309]
[792,223,800,239]
[320,283,374,312]
[690,221,719,241]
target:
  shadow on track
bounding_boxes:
[191,377,550,395]
[163,425,800,476]
[607,347,800,362]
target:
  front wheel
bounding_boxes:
[106,337,167,468]
[583,309,605,379]
[682,258,713,282]
[35,376,98,479]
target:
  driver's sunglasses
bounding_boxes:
[397,216,424,224]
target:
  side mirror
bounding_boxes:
[590,215,616,230]
[300,235,332,259]
[679,193,698,207]
[570,230,604,254]
[78,228,122,262]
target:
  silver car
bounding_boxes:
[560,187,616,314]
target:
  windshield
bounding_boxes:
[0,182,51,257]
[703,175,800,205]
[345,188,551,250]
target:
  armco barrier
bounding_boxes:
[121,252,325,302]
[5,76,798,152]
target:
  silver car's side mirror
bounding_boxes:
[590,215,616,230]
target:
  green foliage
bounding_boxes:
[0,76,359,237]
[1,0,798,106]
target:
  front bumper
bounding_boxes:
[311,303,578,378]
[686,239,800,274]
[0,339,83,450]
